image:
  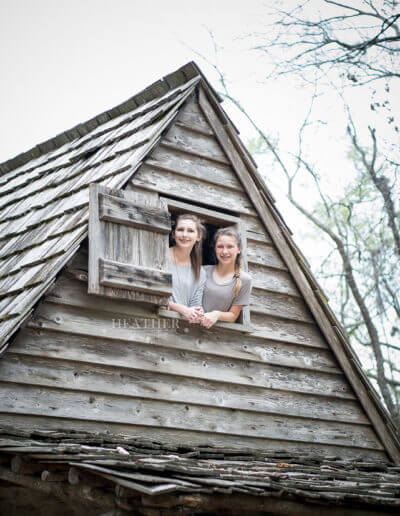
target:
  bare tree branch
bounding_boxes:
[258,0,400,84]
[348,125,400,256]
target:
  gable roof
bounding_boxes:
[0,61,399,465]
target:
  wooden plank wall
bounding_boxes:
[0,93,387,460]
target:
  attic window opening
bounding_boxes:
[163,197,250,329]
[87,185,251,331]
[170,213,230,266]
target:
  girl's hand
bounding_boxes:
[188,306,204,324]
[201,311,219,329]
[184,307,203,324]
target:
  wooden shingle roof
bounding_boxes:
[1,428,400,513]
[0,63,203,355]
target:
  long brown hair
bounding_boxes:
[213,226,242,295]
[173,214,205,280]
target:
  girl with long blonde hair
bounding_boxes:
[201,227,252,329]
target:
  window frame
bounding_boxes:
[158,197,252,333]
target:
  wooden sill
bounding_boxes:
[157,308,253,333]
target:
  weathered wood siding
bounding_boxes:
[0,94,387,460]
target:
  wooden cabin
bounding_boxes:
[0,62,399,515]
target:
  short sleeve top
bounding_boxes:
[202,265,252,313]
[168,262,206,307]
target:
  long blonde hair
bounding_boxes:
[173,214,205,281]
[213,227,242,295]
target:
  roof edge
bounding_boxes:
[0,61,217,177]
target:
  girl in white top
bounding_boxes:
[201,227,252,329]
[168,214,206,323]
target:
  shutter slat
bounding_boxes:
[99,192,171,233]
[99,258,173,296]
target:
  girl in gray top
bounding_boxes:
[168,214,206,323]
[201,227,252,329]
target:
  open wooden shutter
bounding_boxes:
[88,184,172,305]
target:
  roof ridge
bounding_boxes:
[0,61,210,177]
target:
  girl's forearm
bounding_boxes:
[211,310,238,322]
[169,301,190,318]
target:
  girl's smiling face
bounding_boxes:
[173,218,201,250]
[215,235,241,266]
